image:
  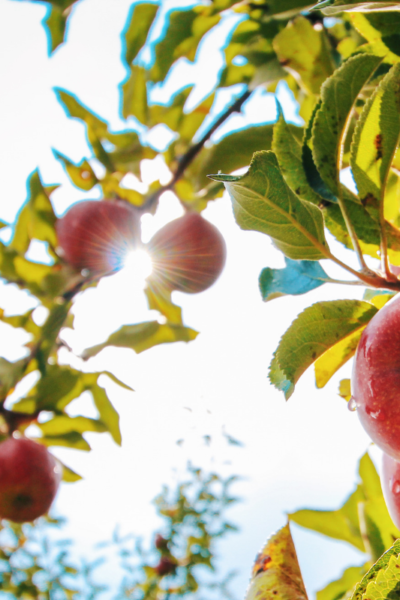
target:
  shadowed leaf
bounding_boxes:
[259,258,331,302]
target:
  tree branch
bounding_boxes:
[142,89,252,211]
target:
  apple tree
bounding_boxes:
[4,0,400,597]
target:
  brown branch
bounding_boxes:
[142,89,252,211]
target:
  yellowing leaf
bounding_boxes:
[314,327,365,389]
[245,524,308,600]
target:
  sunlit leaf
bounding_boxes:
[90,383,121,446]
[122,65,148,124]
[60,461,83,483]
[273,17,334,95]
[351,64,400,215]
[35,432,91,451]
[245,523,308,600]
[53,150,98,191]
[314,328,365,388]
[316,1,400,16]
[351,539,400,600]
[290,485,366,551]
[339,378,352,401]
[82,321,199,358]
[38,415,107,436]
[317,565,369,600]
[210,151,329,261]
[144,284,183,325]
[123,2,159,65]
[270,300,378,399]
[312,53,382,197]
[11,170,57,254]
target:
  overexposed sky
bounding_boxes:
[0,0,377,596]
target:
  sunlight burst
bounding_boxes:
[122,249,153,282]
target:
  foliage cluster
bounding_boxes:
[5,0,400,597]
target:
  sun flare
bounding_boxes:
[122,249,153,281]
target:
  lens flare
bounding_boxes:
[123,249,153,281]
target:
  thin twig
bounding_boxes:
[141,89,252,212]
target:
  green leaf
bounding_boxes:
[43,5,70,53]
[53,150,98,191]
[191,124,279,193]
[314,328,365,388]
[270,300,378,399]
[350,13,400,64]
[273,17,334,95]
[272,109,323,205]
[260,0,318,16]
[11,170,57,254]
[121,65,148,124]
[35,432,91,451]
[351,539,400,600]
[90,384,121,446]
[245,523,308,600]
[317,565,370,600]
[150,8,220,82]
[145,284,183,325]
[351,64,400,213]
[259,258,332,302]
[59,461,82,483]
[315,1,400,16]
[0,358,25,399]
[151,9,197,83]
[82,321,199,358]
[21,364,82,412]
[312,54,382,197]
[38,415,107,436]
[210,151,330,261]
[360,497,400,560]
[290,485,366,551]
[123,2,158,65]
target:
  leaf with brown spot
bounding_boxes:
[245,524,308,600]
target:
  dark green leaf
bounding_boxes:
[272,109,322,205]
[351,64,400,212]
[259,258,331,302]
[210,151,330,260]
[270,300,378,399]
[313,53,382,197]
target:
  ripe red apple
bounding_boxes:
[155,556,177,576]
[0,436,61,522]
[146,212,226,294]
[382,452,400,529]
[56,199,140,275]
[352,294,400,460]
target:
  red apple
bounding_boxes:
[146,212,226,294]
[352,294,400,459]
[56,200,141,275]
[155,556,177,576]
[382,452,400,529]
[0,436,61,522]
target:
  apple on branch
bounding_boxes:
[56,199,141,276]
[146,212,226,294]
[0,436,61,523]
[352,295,400,460]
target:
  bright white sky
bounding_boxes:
[0,0,379,597]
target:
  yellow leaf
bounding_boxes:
[245,523,308,600]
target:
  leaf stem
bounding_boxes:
[142,89,252,211]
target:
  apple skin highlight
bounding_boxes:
[57,199,141,276]
[0,437,61,522]
[352,295,400,460]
